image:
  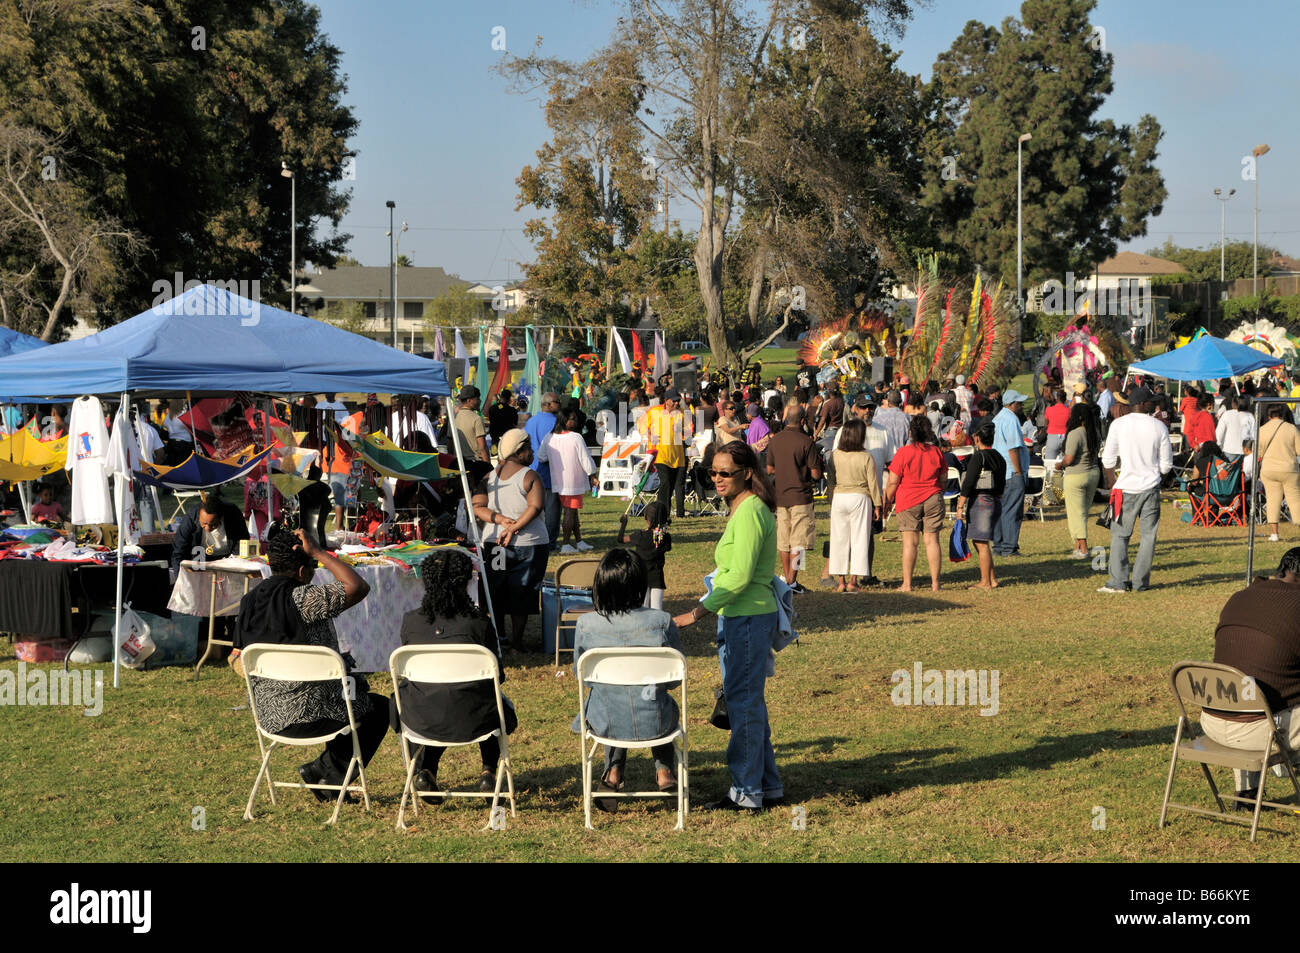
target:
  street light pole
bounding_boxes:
[386,200,396,348]
[394,220,408,351]
[1214,187,1235,283]
[281,163,295,312]
[1251,144,1269,347]
[1017,132,1032,313]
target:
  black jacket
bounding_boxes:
[170,502,250,573]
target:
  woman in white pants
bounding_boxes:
[828,419,882,592]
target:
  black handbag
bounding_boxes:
[709,689,729,730]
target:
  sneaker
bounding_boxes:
[575,540,594,552]
[702,795,761,815]
[1068,550,1088,559]
[788,582,807,594]
[559,544,579,555]
[1096,585,1126,594]
[1269,534,1281,542]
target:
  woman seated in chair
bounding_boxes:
[236,525,390,798]
[1190,440,1226,482]
[395,549,517,802]
[573,548,682,812]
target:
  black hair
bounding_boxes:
[838,418,866,453]
[201,496,224,516]
[1066,403,1099,457]
[1278,547,1300,577]
[592,548,648,617]
[1237,396,1252,414]
[420,549,481,623]
[1268,402,1287,420]
[1197,392,1213,410]
[976,397,994,414]
[642,500,669,531]
[973,423,996,447]
[909,413,936,445]
[715,440,777,511]
[266,524,313,576]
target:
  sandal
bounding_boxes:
[596,774,624,813]
[657,773,678,794]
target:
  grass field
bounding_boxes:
[1,488,1292,863]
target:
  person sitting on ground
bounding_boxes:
[1201,547,1300,808]
[573,548,682,812]
[395,549,517,802]
[236,526,388,799]
[170,494,249,577]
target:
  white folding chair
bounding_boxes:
[943,467,962,523]
[168,489,202,526]
[241,643,371,825]
[1024,464,1047,522]
[577,646,688,830]
[389,644,517,831]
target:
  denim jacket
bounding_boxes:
[702,570,797,676]
[571,607,681,741]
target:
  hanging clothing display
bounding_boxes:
[65,396,114,525]
[106,402,142,546]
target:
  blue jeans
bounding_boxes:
[1108,487,1161,591]
[541,488,561,548]
[717,612,781,808]
[993,472,1025,556]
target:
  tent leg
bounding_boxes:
[113,391,128,690]
[447,398,501,654]
[263,399,273,537]
[16,480,32,525]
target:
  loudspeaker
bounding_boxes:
[671,357,698,396]
[871,356,894,385]
[445,358,468,389]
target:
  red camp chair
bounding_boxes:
[1189,456,1246,527]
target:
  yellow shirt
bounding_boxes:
[649,407,685,468]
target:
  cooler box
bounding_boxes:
[540,582,594,655]
[142,612,201,668]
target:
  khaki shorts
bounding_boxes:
[776,503,815,553]
[898,493,943,534]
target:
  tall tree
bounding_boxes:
[921,0,1166,290]
[0,0,357,336]
[1146,238,1280,283]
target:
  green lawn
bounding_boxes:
[0,494,1288,861]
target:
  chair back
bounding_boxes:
[1206,456,1244,497]
[242,643,346,683]
[1168,660,1272,726]
[577,646,686,688]
[391,643,499,686]
[555,557,601,591]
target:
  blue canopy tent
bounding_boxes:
[1128,335,1283,382]
[0,285,491,687]
[0,326,48,358]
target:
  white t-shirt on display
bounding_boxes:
[107,404,143,544]
[66,396,114,525]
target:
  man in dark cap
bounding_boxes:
[488,387,519,447]
[649,387,689,518]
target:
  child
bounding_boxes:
[619,501,672,609]
[31,484,64,524]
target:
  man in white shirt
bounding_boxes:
[953,375,974,424]
[1215,395,1255,458]
[315,392,350,426]
[1098,386,1173,594]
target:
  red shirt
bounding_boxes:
[1045,403,1071,435]
[1179,395,1199,419]
[888,442,946,512]
[1183,408,1215,450]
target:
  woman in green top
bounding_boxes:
[1054,403,1101,558]
[675,441,781,813]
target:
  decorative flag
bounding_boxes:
[612,328,632,375]
[585,327,593,351]
[454,329,467,360]
[523,327,541,414]
[653,330,669,379]
[631,330,645,372]
[476,328,490,405]
[487,329,512,405]
[433,327,446,362]
[605,324,615,373]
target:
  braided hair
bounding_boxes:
[266,524,313,577]
[419,549,481,624]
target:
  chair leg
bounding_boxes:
[1158,725,1184,829]
[396,746,418,832]
[675,739,685,831]
[502,757,517,817]
[1250,777,1266,842]
[582,736,594,830]
[329,760,357,826]
[1198,762,1226,813]
[244,745,275,821]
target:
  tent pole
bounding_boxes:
[1246,399,1265,586]
[113,391,127,690]
[447,395,500,654]
[16,480,32,525]
[263,399,272,537]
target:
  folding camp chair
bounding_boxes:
[167,489,202,526]
[390,644,517,831]
[685,459,727,516]
[1189,456,1246,527]
[621,458,660,521]
[553,557,601,669]
[1023,465,1047,522]
[577,646,689,830]
[241,643,371,825]
[1159,660,1300,842]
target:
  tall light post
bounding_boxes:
[1213,187,1236,282]
[1251,145,1270,348]
[281,162,295,313]
[1017,132,1032,313]
[385,200,396,348]
[393,220,408,350]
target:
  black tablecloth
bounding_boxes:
[0,561,172,641]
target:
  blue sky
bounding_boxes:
[312,0,1299,281]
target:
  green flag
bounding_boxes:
[476,327,490,408]
[524,326,541,414]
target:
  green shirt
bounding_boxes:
[702,494,778,617]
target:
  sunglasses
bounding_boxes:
[709,468,744,479]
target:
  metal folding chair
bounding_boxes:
[553,557,600,669]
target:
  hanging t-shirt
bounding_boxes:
[65,396,114,525]
[107,403,142,545]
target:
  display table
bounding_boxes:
[169,558,269,678]
[0,560,171,642]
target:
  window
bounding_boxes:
[403,301,424,319]
[362,301,376,318]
